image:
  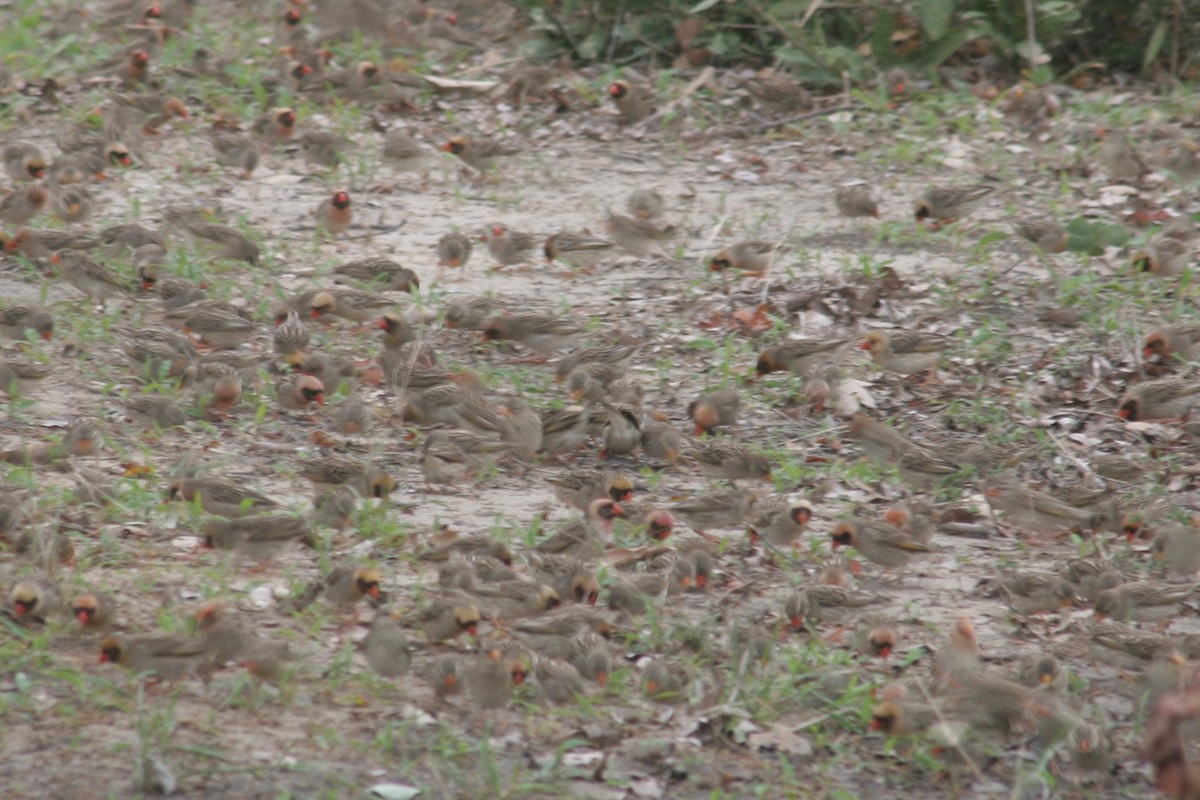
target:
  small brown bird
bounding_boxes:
[200,515,313,559]
[784,586,887,628]
[310,288,392,324]
[168,476,279,517]
[382,129,426,172]
[364,609,411,677]
[544,232,615,270]
[671,489,758,536]
[297,566,384,612]
[71,592,116,631]
[741,73,811,113]
[1014,217,1067,253]
[481,224,537,267]
[535,498,625,558]
[314,190,352,235]
[252,107,296,144]
[688,389,740,435]
[0,305,54,342]
[99,633,214,679]
[830,519,935,567]
[860,330,952,376]
[276,373,326,411]
[853,614,899,659]
[605,211,674,257]
[441,135,518,172]
[547,469,634,512]
[52,186,93,224]
[4,143,46,182]
[436,231,473,271]
[50,250,131,305]
[1144,322,1200,363]
[430,653,465,698]
[273,309,310,365]
[1153,520,1200,578]
[333,258,419,292]
[483,313,583,354]
[0,185,48,226]
[1094,581,1193,623]
[694,440,772,482]
[747,497,813,548]
[180,306,255,349]
[627,189,664,221]
[466,649,518,709]
[998,572,1076,616]
[299,131,344,169]
[835,185,880,219]
[539,407,591,456]
[601,401,642,457]
[210,132,258,179]
[983,480,1098,533]
[9,579,62,621]
[1133,237,1190,277]
[710,241,783,276]
[414,600,481,643]
[913,185,993,223]
[1097,128,1146,181]
[755,338,850,378]
[608,79,654,124]
[1116,377,1200,421]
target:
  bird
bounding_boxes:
[314,190,353,235]
[546,469,634,511]
[276,373,325,411]
[210,132,258,178]
[1014,217,1067,253]
[0,185,49,226]
[671,489,759,536]
[482,314,583,354]
[1116,378,1200,421]
[167,476,280,517]
[71,592,116,631]
[364,610,411,677]
[693,440,772,482]
[299,131,345,169]
[687,389,740,435]
[310,288,393,323]
[747,498,813,548]
[741,73,811,114]
[830,519,935,567]
[755,338,850,378]
[0,305,54,341]
[273,310,310,365]
[608,79,654,123]
[605,211,674,257]
[480,224,537,266]
[441,135,518,171]
[709,241,783,276]
[627,189,663,220]
[436,231,473,271]
[252,107,296,144]
[4,143,47,181]
[860,330,953,376]
[544,232,616,270]
[913,185,993,223]
[1144,323,1200,363]
[835,185,880,219]
[98,633,215,679]
[982,480,1099,533]
[333,258,419,292]
[8,578,63,622]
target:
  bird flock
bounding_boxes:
[2,0,1200,797]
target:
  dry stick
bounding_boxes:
[628,66,715,134]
